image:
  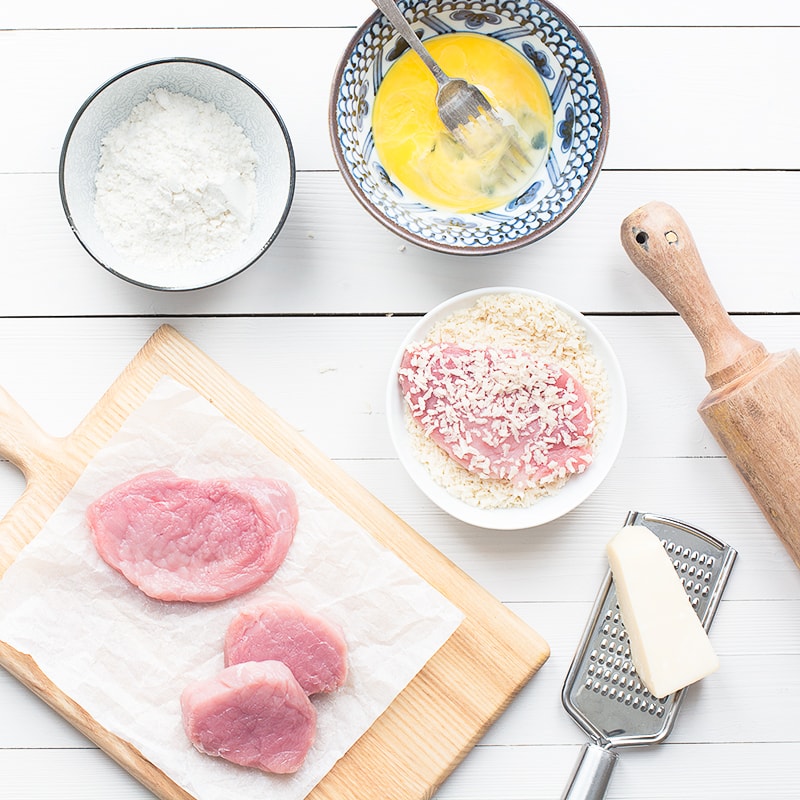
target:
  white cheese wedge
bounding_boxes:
[606,524,719,698]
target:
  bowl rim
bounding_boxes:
[385,286,627,529]
[58,56,297,292]
[328,0,610,256]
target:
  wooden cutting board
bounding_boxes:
[0,324,550,800]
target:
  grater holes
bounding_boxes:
[585,674,667,715]
[683,578,704,596]
[602,617,626,640]
[584,534,725,706]
[667,541,719,590]
[610,608,623,623]
[599,637,626,658]
[591,651,628,673]
[609,686,630,703]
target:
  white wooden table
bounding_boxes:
[2,2,800,798]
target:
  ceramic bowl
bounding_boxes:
[386,287,627,529]
[329,0,608,255]
[59,58,295,291]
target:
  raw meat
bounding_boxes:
[86,470,298,602]
[399,343,595,487]
[225,601,348,694]
[181,660,317,774]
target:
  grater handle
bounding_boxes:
[560,742,618,800]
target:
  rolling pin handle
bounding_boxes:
[620,201,767,390]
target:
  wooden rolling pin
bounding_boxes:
[620,201,800,569]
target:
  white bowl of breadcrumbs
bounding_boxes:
[387,287,627,529]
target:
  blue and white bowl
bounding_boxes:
[329,0,609,255]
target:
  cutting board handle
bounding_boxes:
[620,201,767,390]
[0,385,66,485]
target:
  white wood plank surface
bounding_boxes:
[2,27,798,174]
[2,171,798,315]
[1,1,799,799]
[4,0,800,30]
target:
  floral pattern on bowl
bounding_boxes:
[329,0,609,255]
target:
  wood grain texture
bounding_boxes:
[620,202,768,389]
[0,324,549,800]
[621,202,800,570]
[700,351,800,569]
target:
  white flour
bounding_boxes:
[94,88,258,269]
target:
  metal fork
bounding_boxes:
[372,0,534,179]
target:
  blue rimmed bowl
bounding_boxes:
[329,0,609,255]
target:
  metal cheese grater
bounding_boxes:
[560,511,737,800]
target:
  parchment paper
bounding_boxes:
[0,377,464,800]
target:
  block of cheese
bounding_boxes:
[606,524,719,698]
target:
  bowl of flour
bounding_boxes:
[59,58,295,290]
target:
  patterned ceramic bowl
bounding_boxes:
[59,58,295,291]
[329,0,608,255]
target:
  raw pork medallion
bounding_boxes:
[86,470,298,602]
[399,343,595,487]
[181,660,316,774]
[225,601,348,694]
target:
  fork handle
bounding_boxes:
[560,743,618,800]
[371,0,448,86]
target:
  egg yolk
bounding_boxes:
[372,32,554,214]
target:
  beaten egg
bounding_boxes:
[372,33,554,214]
